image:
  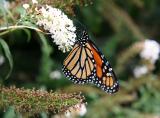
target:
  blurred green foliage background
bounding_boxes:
[0,0,160,118]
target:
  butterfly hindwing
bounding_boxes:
[62,31,119,94]
[89,40,119,93]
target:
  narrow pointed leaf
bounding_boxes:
[0,39,13,79]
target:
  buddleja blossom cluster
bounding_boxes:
[36,5,76,52]
[133,39,160,78]
[49,70,62,79]
[133,65,148,78]
[23,0,76,52]
[140,39,160,64]
[64,103,87,117]
[0,86,85,116]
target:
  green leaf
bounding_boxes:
[23,29,31,42]
[3,106,16,118]
[37,32,53,82]
[21,21,38,28]
[0,38,13,79]
[41,112,48,118]
[38,32,51,52]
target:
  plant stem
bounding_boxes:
[0,25,48,36]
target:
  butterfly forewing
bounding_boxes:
[62,42,96,84]
[62,31,119,94]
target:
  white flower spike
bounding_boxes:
[32,0,38,4]
[140,39,160,64]
[23,4,30,9]
[3,0,10,9]
[49,70,62,79]
[36,5,76,52]
[78,103,87,116]
[64,103,87,117]
[133,65,148,78]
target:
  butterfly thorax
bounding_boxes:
[76,31,89,47]
[76,39,88,47]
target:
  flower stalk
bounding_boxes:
[0,25,47,36]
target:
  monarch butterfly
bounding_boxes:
[62,31,119,94]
